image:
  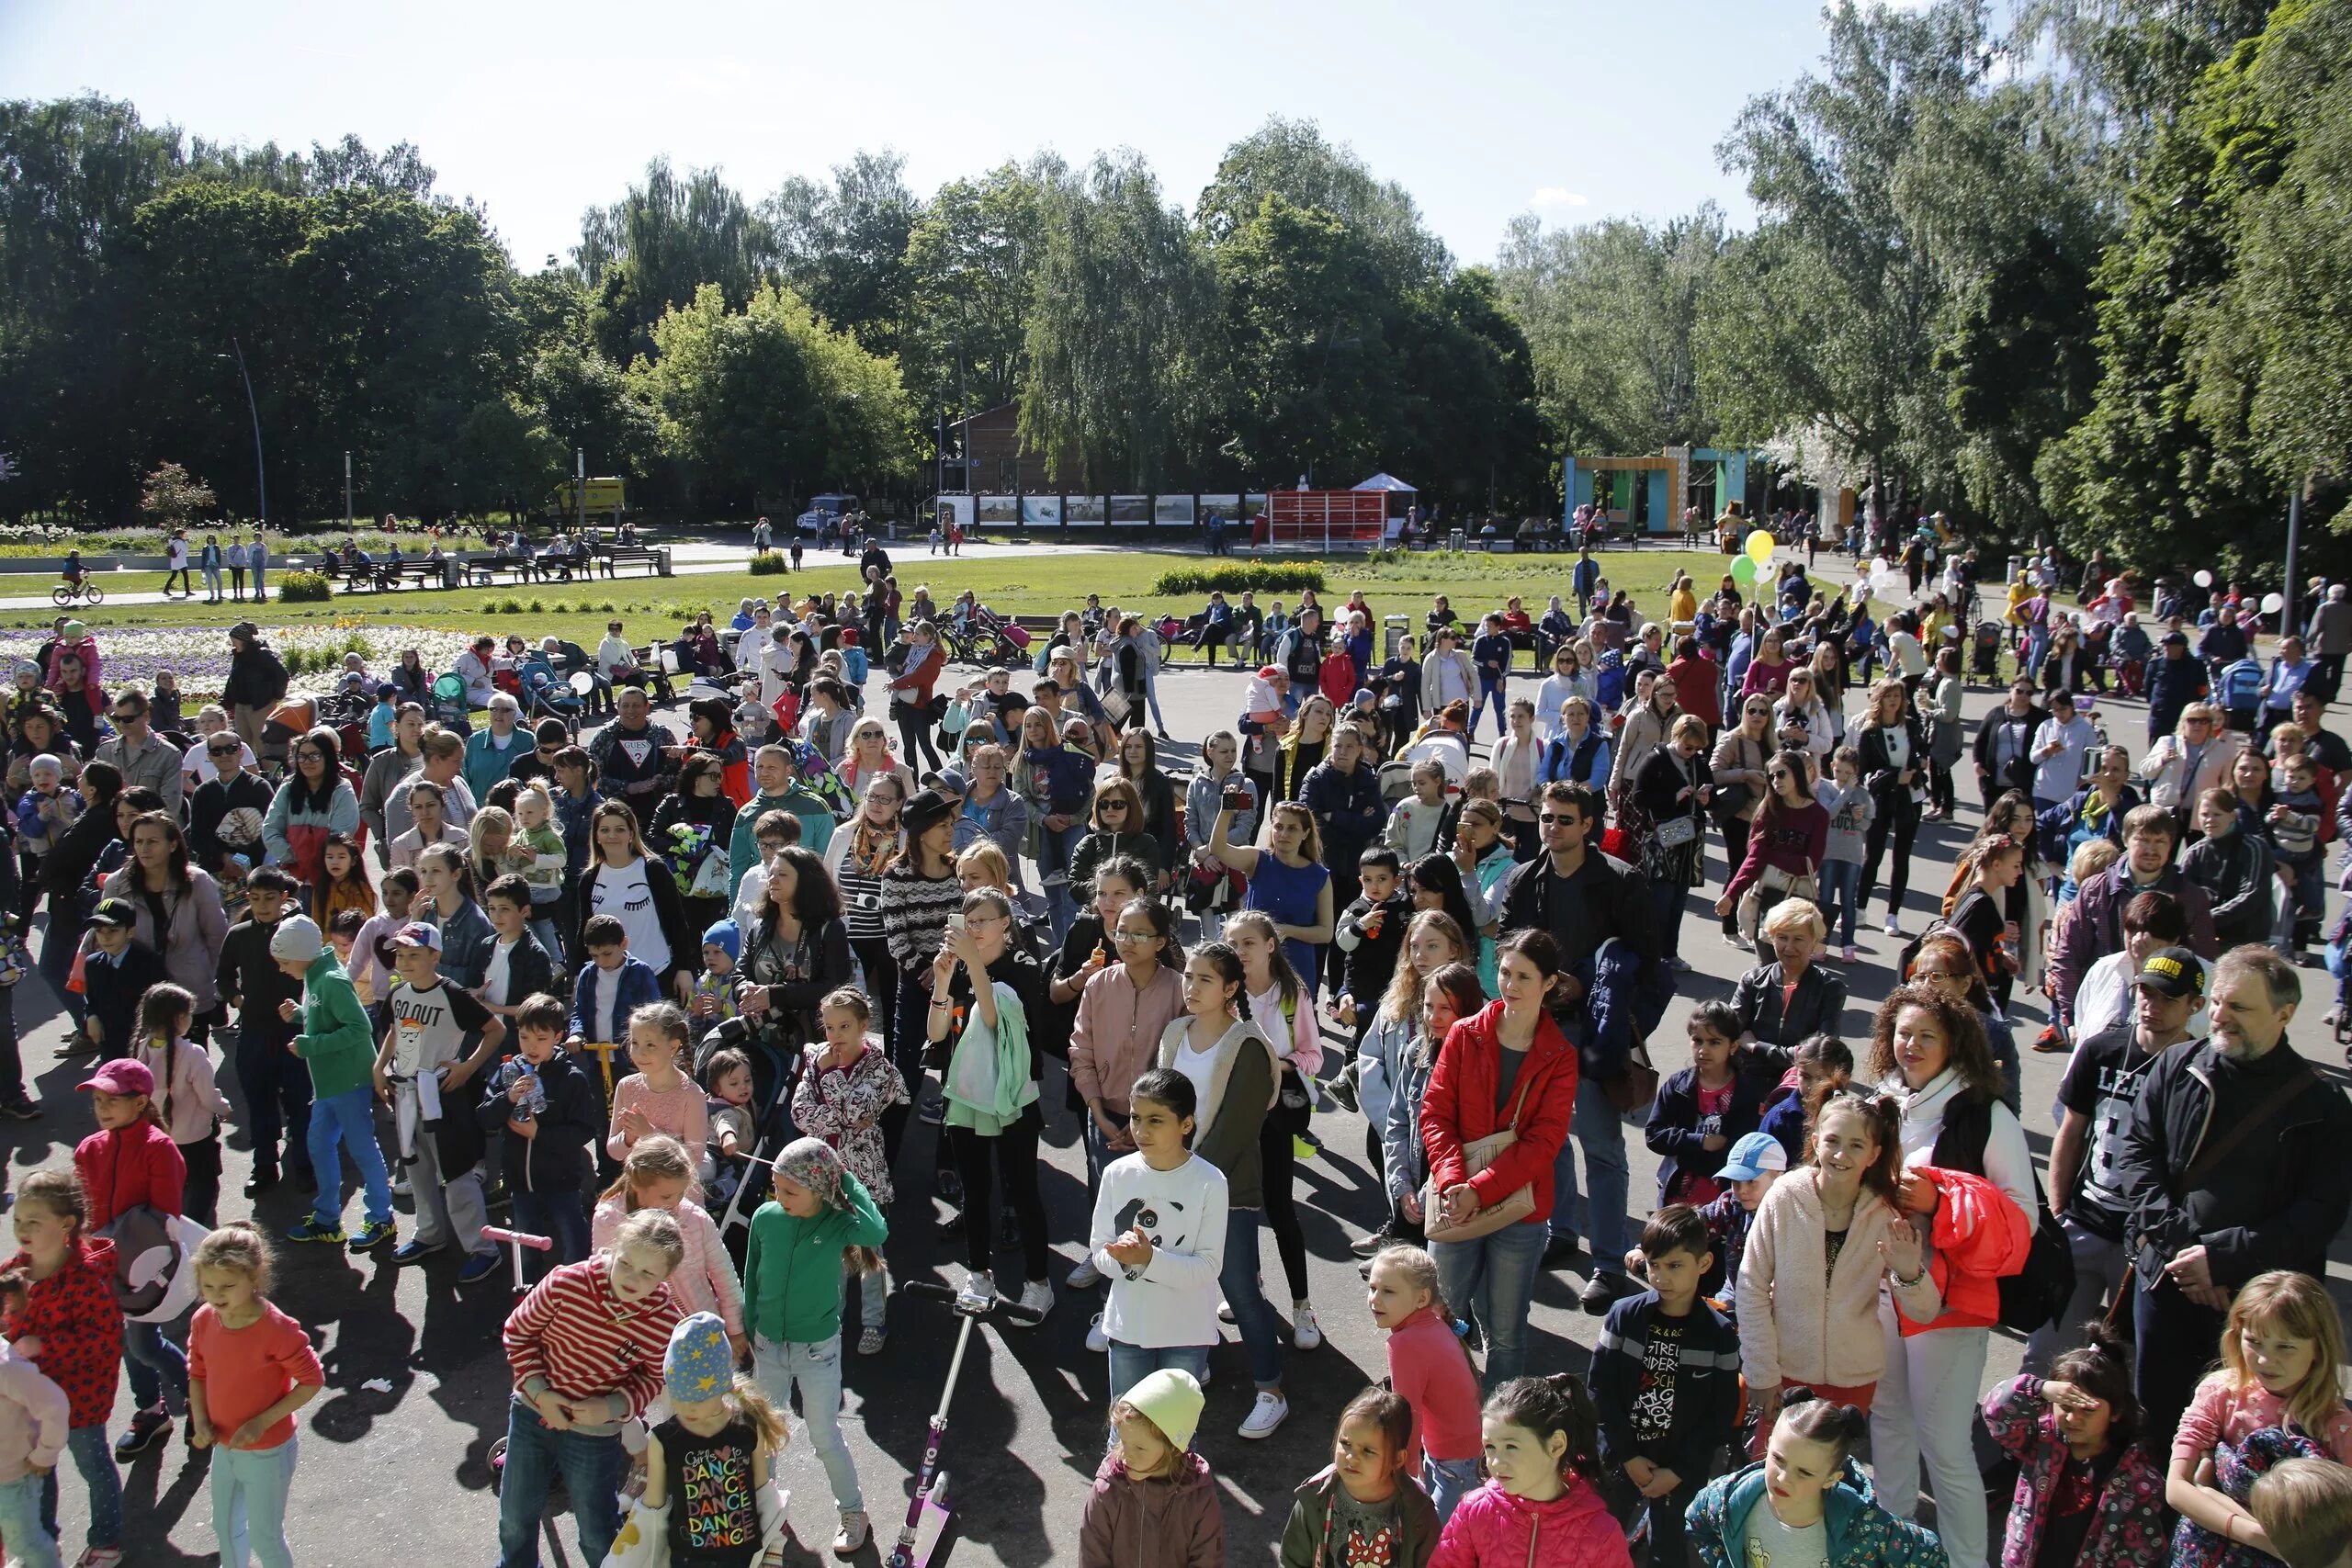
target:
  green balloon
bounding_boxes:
[1730,555,1758,583]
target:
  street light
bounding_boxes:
[216,339,266,527]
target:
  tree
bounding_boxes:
[1020,153,1215,491]
[764,150,922,360]
[1702,0,1990,521]
[578,159,775,367]
[1496,207,1726,457]
[631,283,915,513]
[1197,118,1447,287]
[899,158,1057,417]
[138,461,214,529]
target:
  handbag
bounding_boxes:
[1997,1174,2078,1335]
[1654,813,1698,849]
[1600,1038,1660,1120]
[1421,1065,1541,1244]
[1100,688,1133,726]
[1738,862,1819,942]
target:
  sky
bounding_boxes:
[1,0,1899,272]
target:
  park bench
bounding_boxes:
[595,543,672,578]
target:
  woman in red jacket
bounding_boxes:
[1418,929,1578,1388]
[74,1056,189,1466]
[888,619,946,773]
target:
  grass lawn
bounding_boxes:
[0,544,1776,652]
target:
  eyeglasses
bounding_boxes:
[1112,930,1155,943]
[1913,967,1967,982]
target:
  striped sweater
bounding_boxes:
[502,1255,680,1435]
[880,861,962,976]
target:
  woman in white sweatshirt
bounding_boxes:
[1864,982,2034,1568]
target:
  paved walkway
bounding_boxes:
[0,539,1126,613]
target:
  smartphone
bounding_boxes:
[1223,788,1252,810]
[944,912,966,935]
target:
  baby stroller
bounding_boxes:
[519,660,588,739]
[427,672,474,735]
[1970,621,2005,686]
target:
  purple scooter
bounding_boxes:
[888,1280,1045,1568]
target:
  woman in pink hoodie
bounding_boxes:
[1430,1372,1631,1568]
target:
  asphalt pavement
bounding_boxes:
[17,649,2349,1566]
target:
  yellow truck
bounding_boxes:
[550,478,628,517]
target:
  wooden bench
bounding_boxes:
[597,544,671,578]
[464,555,579,588]
[319,556,448,591]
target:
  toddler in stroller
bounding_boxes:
[519,655,587,738]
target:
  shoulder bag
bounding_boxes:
[1421,1061,1541,1244]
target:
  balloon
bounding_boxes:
[2193,570,2214,589]
[1730,555,1758,583]
[1746,529,1776,563]
[2263,592,2285,614]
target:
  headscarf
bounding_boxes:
[774,1136,849,1211]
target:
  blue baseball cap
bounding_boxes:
[1718,1132,1790,1183]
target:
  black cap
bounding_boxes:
[90,897,138,930]
[2131,946,2206,1000]
[2162,629,2188,647]
[901,787,953,839]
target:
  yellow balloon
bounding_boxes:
[1745,529,1776,563]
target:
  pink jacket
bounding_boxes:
[1892,1165,2030,1337]
[1429,1480,1631,1568]
[591,1195,742,1337]
[0,1341,67,1483]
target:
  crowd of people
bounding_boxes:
[0,526,2344,1568]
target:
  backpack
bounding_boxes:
[2222,657,2265,712]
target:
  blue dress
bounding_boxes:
[1244,854,1332,991]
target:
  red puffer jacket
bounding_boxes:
[1419,1000,1578,1226]
[1894,1164,2031,1336]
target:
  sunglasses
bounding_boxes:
[1538,812,1581,825]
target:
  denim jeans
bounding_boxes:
[124,1316,188,1413]
[1433,1219,1548,1387]
[40,1423,120,1551]
[1217,1207,1285,1389]
[0,1471,61,1568]
[1476,678,1507,737]
[1548,1079,1629,1262]
[1423,1455,1483,1526]
[840,1259,888,1332]
[210,1436,298,1568]
[1036,820,1082,945]
[307,1084,393,1229]
[509,1188,591,1280]
[752,1333,861,1512]
[498,1399,624,1568]
[1818,858,1863,947]
[1106,1341,1211,1406]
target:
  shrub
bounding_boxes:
[277,570,332,604]
[528,598,545,614]
[1149,562,1327,597]
[496,597,526,615]
[749,552,788,576]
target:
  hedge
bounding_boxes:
[276,570,333,604]
[748,552,789,576]
[1149,563,1328,597]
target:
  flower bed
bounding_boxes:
[0,625,479,704]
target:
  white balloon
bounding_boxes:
[2263,592,2286,614]
[2193,570,2214,589]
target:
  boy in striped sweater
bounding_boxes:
[496,1208,685,1568]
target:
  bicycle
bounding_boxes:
[941,607,1030,669]
[51,578,103,608]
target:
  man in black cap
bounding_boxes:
[2146,626,2211,746]
[2114,944,2352,1449]
[2030,945,2206,1373]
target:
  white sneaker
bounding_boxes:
[832,1508,869,1557]
[1017,1279,1054,1320]
[1217,1298,1236,1324]
[956,1269,995,1314]
[1085,1311,1110,1353]
[1238,1390,1290,1439]
[1883,917,1903,937]
[1067,1257,1104,1290]
[1291,1302,1322,1350]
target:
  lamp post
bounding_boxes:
[217,339,266,527]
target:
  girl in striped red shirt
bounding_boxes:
[497,1208,685,1568]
